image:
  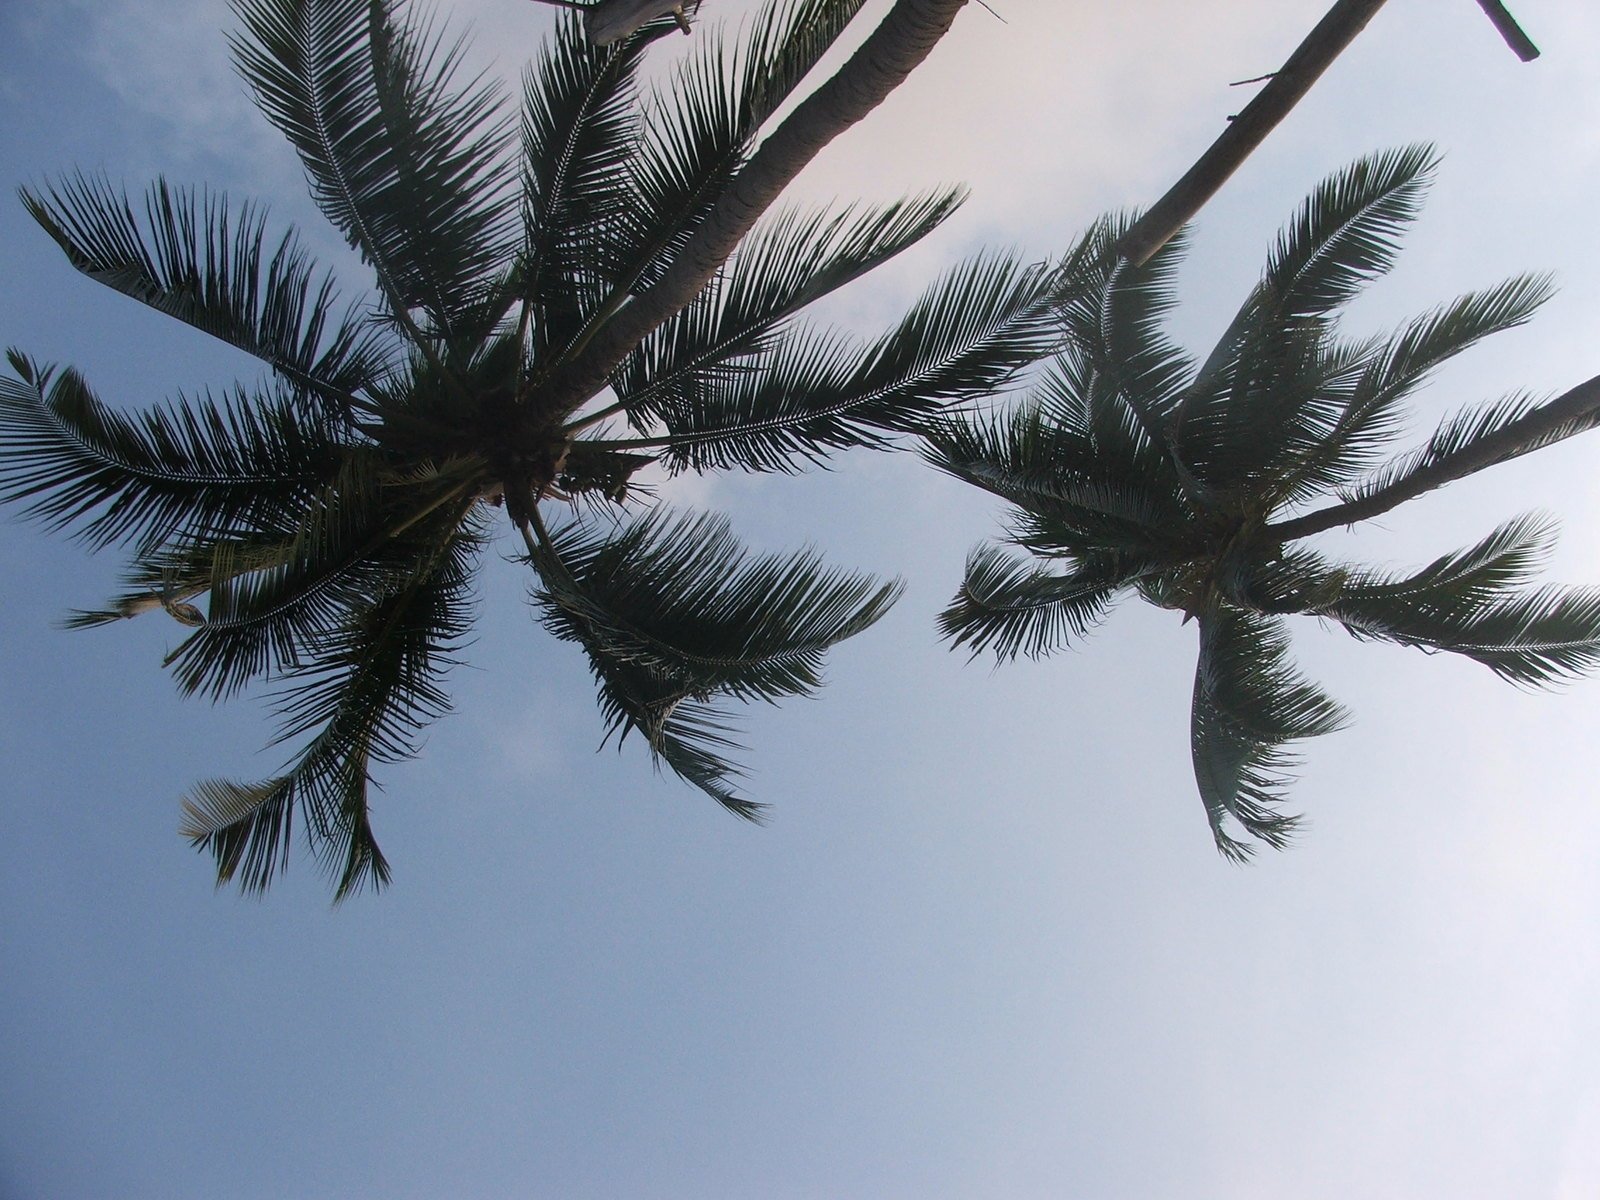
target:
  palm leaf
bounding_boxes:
[628,252,1055,473]
[529,507,899,814]
[609,190,965,425]
[1347,386,1600,509]
[1258,144,1438,326]
[0,355,348,554]
[1190,605,1349,861]
[1314,515,1600,685]
[162,455,476,701]
[938,545,1133,661]
[231,0,514,339]
[604,0,868,301]
[182,520,481,896]
[923,403,1187,560]
[21,173,388,408]
[520,12,666,357]
[1272,274,1555,503]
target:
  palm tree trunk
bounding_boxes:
[1116,0,1541,267]
[1115,0,1391,268]
[1265,371,1600,542]
[1474,0,1539,61]
[540,0,969,416]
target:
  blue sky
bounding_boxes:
[3,1,1600,1196]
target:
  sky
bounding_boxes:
[3,1,1600,1196]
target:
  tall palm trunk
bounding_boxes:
[1266,371,1600,541]
[542,0,969,414]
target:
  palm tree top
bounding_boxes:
[0,0,1042,898]
[927,146,1600,860]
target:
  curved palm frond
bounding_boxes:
[161,457,479,701]
[1309,514,1600,685]
[520,12,668,356]
[231,0,514,340]
[608,189,965,426]
[529,507,899,815]
[605,0,868,300]
[627,252,1055,473]
[1190,606,1349,861]
[1271,273,1555,505]
[181,521,481,897]
[1258,144,1438,324]
[20,173,388,408]
[938,545,1135,661]
[0,355,347,554]
[1172,147,1440,492]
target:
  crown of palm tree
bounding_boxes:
[926,147,1600,860]
[0,0,1046,897]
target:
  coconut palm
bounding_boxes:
[0,0,1046,896]
[925,146,1600,860]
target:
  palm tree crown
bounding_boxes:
[0,0,1047,896]
[926,147,1600,860]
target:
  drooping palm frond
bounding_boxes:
[181,520,481,897]
[938,545,1135,661]
[0,355,347,554]
[231,0,514,339]
[161,456,480,701]
[529,507,899,814]
[1052,216,1194,447]
[1190,606,1349,860]
[20,174,389,407]
[630,252,1055,473]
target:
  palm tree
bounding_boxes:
[925,146,1600,860]
[0,0,1044,897]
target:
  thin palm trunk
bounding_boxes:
[1115,0,1540,268]
[540,0,969,414]
[1266,371,1600,541]
[1115,0,1390,268]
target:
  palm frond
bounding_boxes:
[1274,274,1556,503]
[231,0,514,340]
[938,545,1133,661]
[1053,215,1194,438]
[0,355,348,554]
[609,189,965,424]
[529,507,898,814]
[1312,515,1600,685]
[1259,144,1438,325]
[606,0,868,299]
[182,520,480,896]
[629,252,1055,473]
[520,12,665,355]
[922,403,1188,559]
[162,456,476,701]
[1190,605,1349,861]
[1347,388,1588,505]
[1169,147,1439,491]
[21,174,388,408]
